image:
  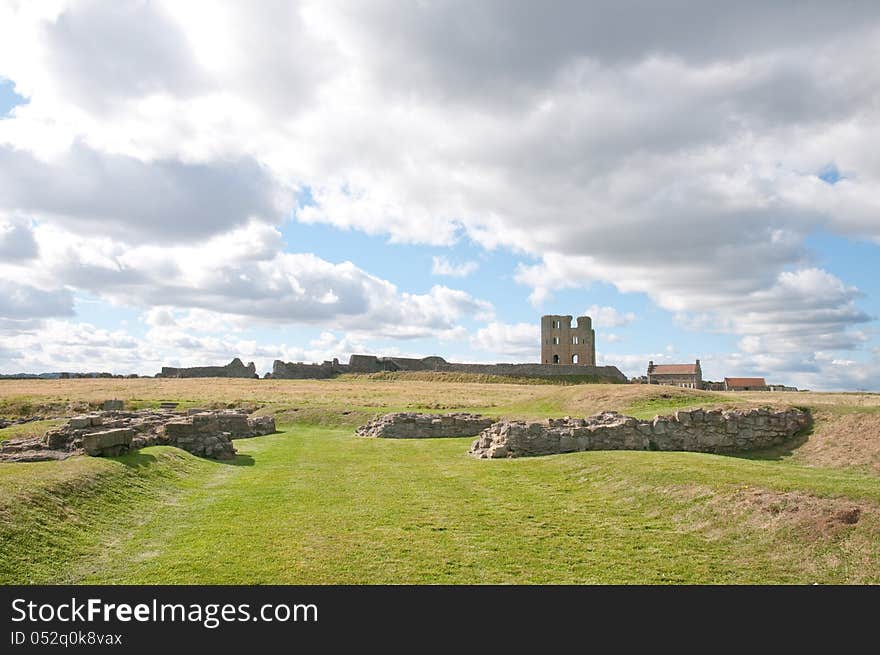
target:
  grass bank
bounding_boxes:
[2,424,878,584]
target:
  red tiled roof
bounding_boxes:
[651,364,697,374]
[724,377,766,387]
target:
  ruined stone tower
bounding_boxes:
[541,315,596,365]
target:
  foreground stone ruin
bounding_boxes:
[469,408,811,459]
[0,408,276,463]
[356,412,495,438]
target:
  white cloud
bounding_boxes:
[0,280,73,322]
[470,321,539,360]
[0,2,878,384]
[0,218,38,260]
[584,305,635,328]
[0,222,495,344]
[431,256,478,278]
[0,142,288,243]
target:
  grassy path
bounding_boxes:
[3,425,872,584]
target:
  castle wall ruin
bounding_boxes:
[469,408,811,459]
[356,413,495,438]
[270,354,627,382]
[158,358,257,379]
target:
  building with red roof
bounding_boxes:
[724,377,768,391]
[646,360,702,389]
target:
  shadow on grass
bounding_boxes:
[115,450,255,467]
[117,452,159,468]
[727,424,814,463]
[224,454,255,467]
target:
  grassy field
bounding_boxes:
[1,378,879,584]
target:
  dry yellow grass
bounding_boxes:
[788,411,880,473]
[4,376,862,415]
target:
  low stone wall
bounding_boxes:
[469,408,811,458]
[164,414,236,459]
[356,412,495,438]
[206,410,276,438]
[246,415,276,437]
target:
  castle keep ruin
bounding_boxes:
[541,315,596,366]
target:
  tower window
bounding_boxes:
[572,336,579,344]
[552,337,559,345]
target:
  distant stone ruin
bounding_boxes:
[356,412,495,438]
[158,358,257,379]
[0,408,276,463]
[468,408,811,459]
[271,354,627,382]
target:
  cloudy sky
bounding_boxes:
[1,1,879,389]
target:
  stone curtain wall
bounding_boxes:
[433,362,626,381]
[271,359,346,379]
[356,413,495,438]
[469,408,811,458]
[271,354,628,382]
[159,357,257,378]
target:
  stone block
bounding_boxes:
[68,416,90,429]
[217,413,251,437]
[83,429,134,456]
[247,415,276,437]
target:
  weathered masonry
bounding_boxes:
[469,407,811,459]
[271,355,626,382]
[356,413,495,438]
[541,315,596,366]
[0,408,276,462]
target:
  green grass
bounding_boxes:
[0,448,215,582]
[2,425,878,584]
[625,391,728,419]
[0,418,67,442]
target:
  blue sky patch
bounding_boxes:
[0,79,28,118]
